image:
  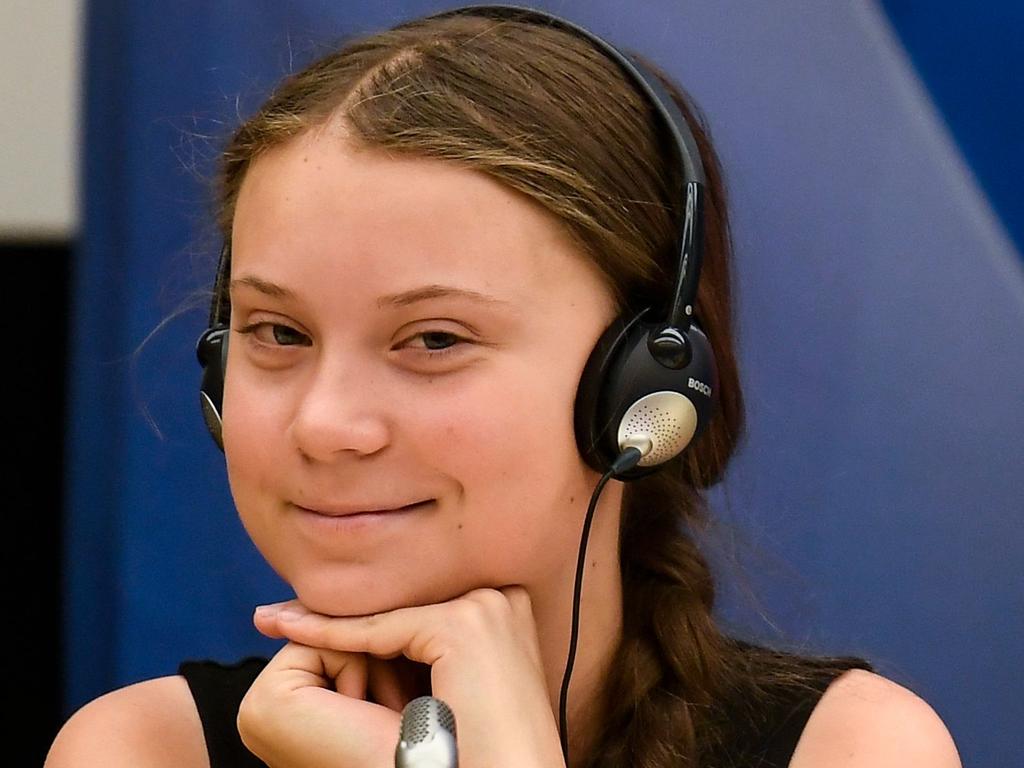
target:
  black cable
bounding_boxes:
[558,446,644,766]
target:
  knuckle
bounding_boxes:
[471,587,506,610]
[324,647,360,674]
[451,597,487,629]
[361,613,385,647]
[503,585,531,609]
[454,589,517,632]
[357,616,382,650]
[236,686,268,735]
[236,703,270,759]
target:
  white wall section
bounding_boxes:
[0,0,81,239]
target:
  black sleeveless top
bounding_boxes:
[179,647,873,768]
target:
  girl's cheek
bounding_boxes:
[223,378,290,476]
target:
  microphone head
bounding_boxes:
[395,696,458,768]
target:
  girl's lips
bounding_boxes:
[295,500,434,517]
[289,500,436,537]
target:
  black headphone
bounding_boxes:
[196,4,717,482]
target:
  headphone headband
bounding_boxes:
[424,5,706,187]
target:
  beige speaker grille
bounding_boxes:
[617,391,697,466]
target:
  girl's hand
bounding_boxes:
[240,586,566,768]
[237,641,399,767]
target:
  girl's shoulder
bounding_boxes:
[791,668,961,767]
[718,638,960,767]
[45,674,209,768]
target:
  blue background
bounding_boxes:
[68,2,1023,766]
[880,0,1024,255]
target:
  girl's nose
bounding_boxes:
[288,362,391,463]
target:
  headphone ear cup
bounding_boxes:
[196,327,229,452]
[574,309,717,480]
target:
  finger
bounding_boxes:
[270,603,447,664]
[240,642,401,768]
[253,614,286,639]
[335,652,368,700]
[366,656,408,711]
[498,585,533,617]
[253,600,303,639]
[375,656,433,710]
[496,586,540,638]
[258,640,364,696]
[265,589,529,667]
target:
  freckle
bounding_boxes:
[569,496,575,504]
[457,523,464,530]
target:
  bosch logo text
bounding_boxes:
[688,377,711,396]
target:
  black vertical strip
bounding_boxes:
[5,240,71,765]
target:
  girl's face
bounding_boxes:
[224,126,620,616]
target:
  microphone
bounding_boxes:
[395,696,458,768]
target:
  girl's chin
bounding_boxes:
[292,587,402,618]
[290,576,450,617]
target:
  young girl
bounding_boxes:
[48,7,961,768]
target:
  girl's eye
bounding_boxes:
[235,322,311,347]
[402,331,468,359]
[234,323,469,360]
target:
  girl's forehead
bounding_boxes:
[231,132,604,311]
[236,132,549,229]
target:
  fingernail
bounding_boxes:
[254,604,281,617]
[278,606,304,621]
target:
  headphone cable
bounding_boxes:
[558,445,645,766]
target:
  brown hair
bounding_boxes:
[214,11,870,767]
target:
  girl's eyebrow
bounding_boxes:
[376,284,512,309]
[230,275,294,299]
[231,274,511,309]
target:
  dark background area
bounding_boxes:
[10,242,68,766]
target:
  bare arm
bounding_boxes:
[791,669,962,768]
[45,675,210,768]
